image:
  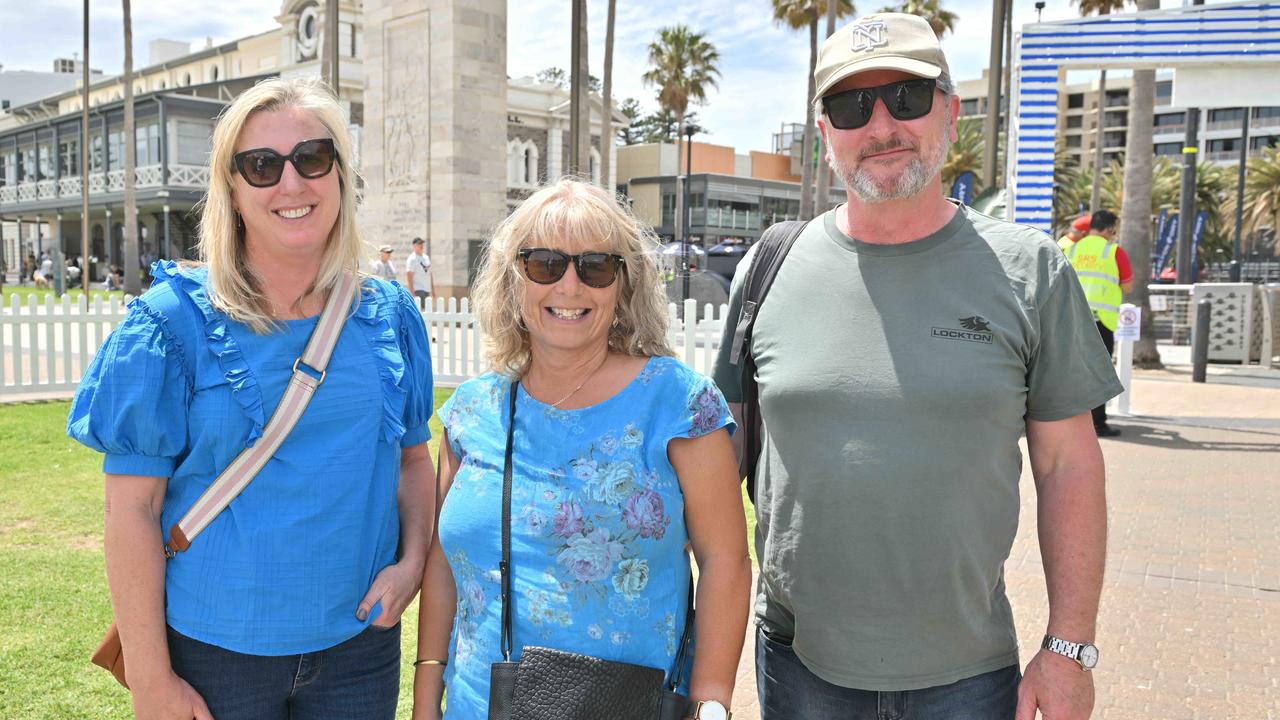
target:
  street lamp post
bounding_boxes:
[683,125,695,304]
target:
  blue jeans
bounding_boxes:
[756,627,1020,720]
[167,623,401,720]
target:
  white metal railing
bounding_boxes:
[2,296,733,397]
[0,164,188,208]
[1149,284,1194,344]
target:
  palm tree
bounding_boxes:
[814,0,838,215]
[1239,146,1280,246]
[772,0,854,220]
[880,0,958,36]
[1073,0,1127,213]
[122,0,140,295]
[943,116,985,192]
[642,26,721,240]
[599,0,617,190]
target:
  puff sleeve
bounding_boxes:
[396,288,435,447]
[66,301,192,477]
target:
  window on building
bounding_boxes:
[59,138,79,176]
[38,143,54,180]
[1250,135,1279,151]
[210,65,219,82]
[1104,131,1126,148]
[108,130,125,170]
[1209,138,1238,153]
[1253,107,1280,121]
[1210,108,1245,123]
[135,123,160,165]
[959,98,979,116]
[661,192,676,228]
[1154,112,1185,127]
[1066,115,1083,129]
[90,133,103,171]
[1155,142,1181,156]
[1067,93,1084,109]
[175,121,212,165]
[1155,81,1172,102]
[1105,90,1128,108]
[1066,135,1083,148]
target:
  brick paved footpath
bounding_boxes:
[727,367,1280,719]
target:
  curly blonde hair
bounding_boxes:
[471,179,675,377]
[196,77,363,334]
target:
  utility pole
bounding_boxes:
[1176,108,1199,284]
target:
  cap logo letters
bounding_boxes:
[850,21,888,52]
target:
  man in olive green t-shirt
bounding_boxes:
[712,13,1121,720]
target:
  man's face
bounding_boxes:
[380,250,392,262]
[817,69,958,204]
[413,244,424,255]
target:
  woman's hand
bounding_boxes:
[130,671,213,720]
[357,558,425,627]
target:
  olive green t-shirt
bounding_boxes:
[712,205,1122,691]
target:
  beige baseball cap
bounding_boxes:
[814,13,950,100]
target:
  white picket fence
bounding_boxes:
[0,294,731,398]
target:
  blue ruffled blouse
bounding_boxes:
[67,261,433,655]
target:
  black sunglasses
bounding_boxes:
[821,78,938,130]
[232,138,338,188]
[518,248,625,289]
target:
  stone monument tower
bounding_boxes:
[362,0,507,298]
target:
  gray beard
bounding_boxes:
[833,131,950,204]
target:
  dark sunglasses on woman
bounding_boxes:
[518,248,625,289]
[232,138,338,188]
[821,78,938,130]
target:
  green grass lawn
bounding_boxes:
[2,286,127,307]
[0,393,755,718]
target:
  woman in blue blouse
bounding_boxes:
[412,180,751,720]
[67,78,435,720]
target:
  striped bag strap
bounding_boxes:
[163,270,361,557]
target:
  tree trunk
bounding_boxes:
[814,1,836,216]
[674,117,685,242]
[122,0,140,295]
[576,0,591,182]
[1090,69,1108,213]
[1120,2,1161,367]
[599,0,616,191]
[799,17,817,219]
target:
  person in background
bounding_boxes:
[406,237,435,310]
[1062,209,1133,438]
[1057,215,1092,252]
[374,244,398,282]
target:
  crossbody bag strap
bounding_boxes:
[496,380,697,685]
[164,270,361,556]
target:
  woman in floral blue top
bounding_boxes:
[412,180,751,720]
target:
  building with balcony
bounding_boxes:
[1,1,624,289]
[957,71,1279,173]
[616,141,843,245]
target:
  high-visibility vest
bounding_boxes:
[1065,234,1122,331]
[1057,235,1075,253]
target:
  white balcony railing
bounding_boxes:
[0,164,177,207]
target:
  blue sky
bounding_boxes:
[2,0,1194,152]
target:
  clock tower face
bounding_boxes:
[296,3,320,59]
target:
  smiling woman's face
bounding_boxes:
[519,238,622,362]
[232,107,341,263]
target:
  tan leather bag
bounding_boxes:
[91,272,358,688]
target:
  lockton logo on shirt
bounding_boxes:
[932,316,994,344]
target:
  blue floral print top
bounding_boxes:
[436,356,734,719]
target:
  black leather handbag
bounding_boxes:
[487,382,694,720]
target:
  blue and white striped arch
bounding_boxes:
[1009,0,1280,234]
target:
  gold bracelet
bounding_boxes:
[413,658,447,667]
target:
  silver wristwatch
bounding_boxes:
[1041,634,1099,671]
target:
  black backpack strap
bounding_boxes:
[731,220,807,505]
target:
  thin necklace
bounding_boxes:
[533,355,609,408]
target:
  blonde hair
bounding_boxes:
[196,77,363,334]
[471,179,675,377]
